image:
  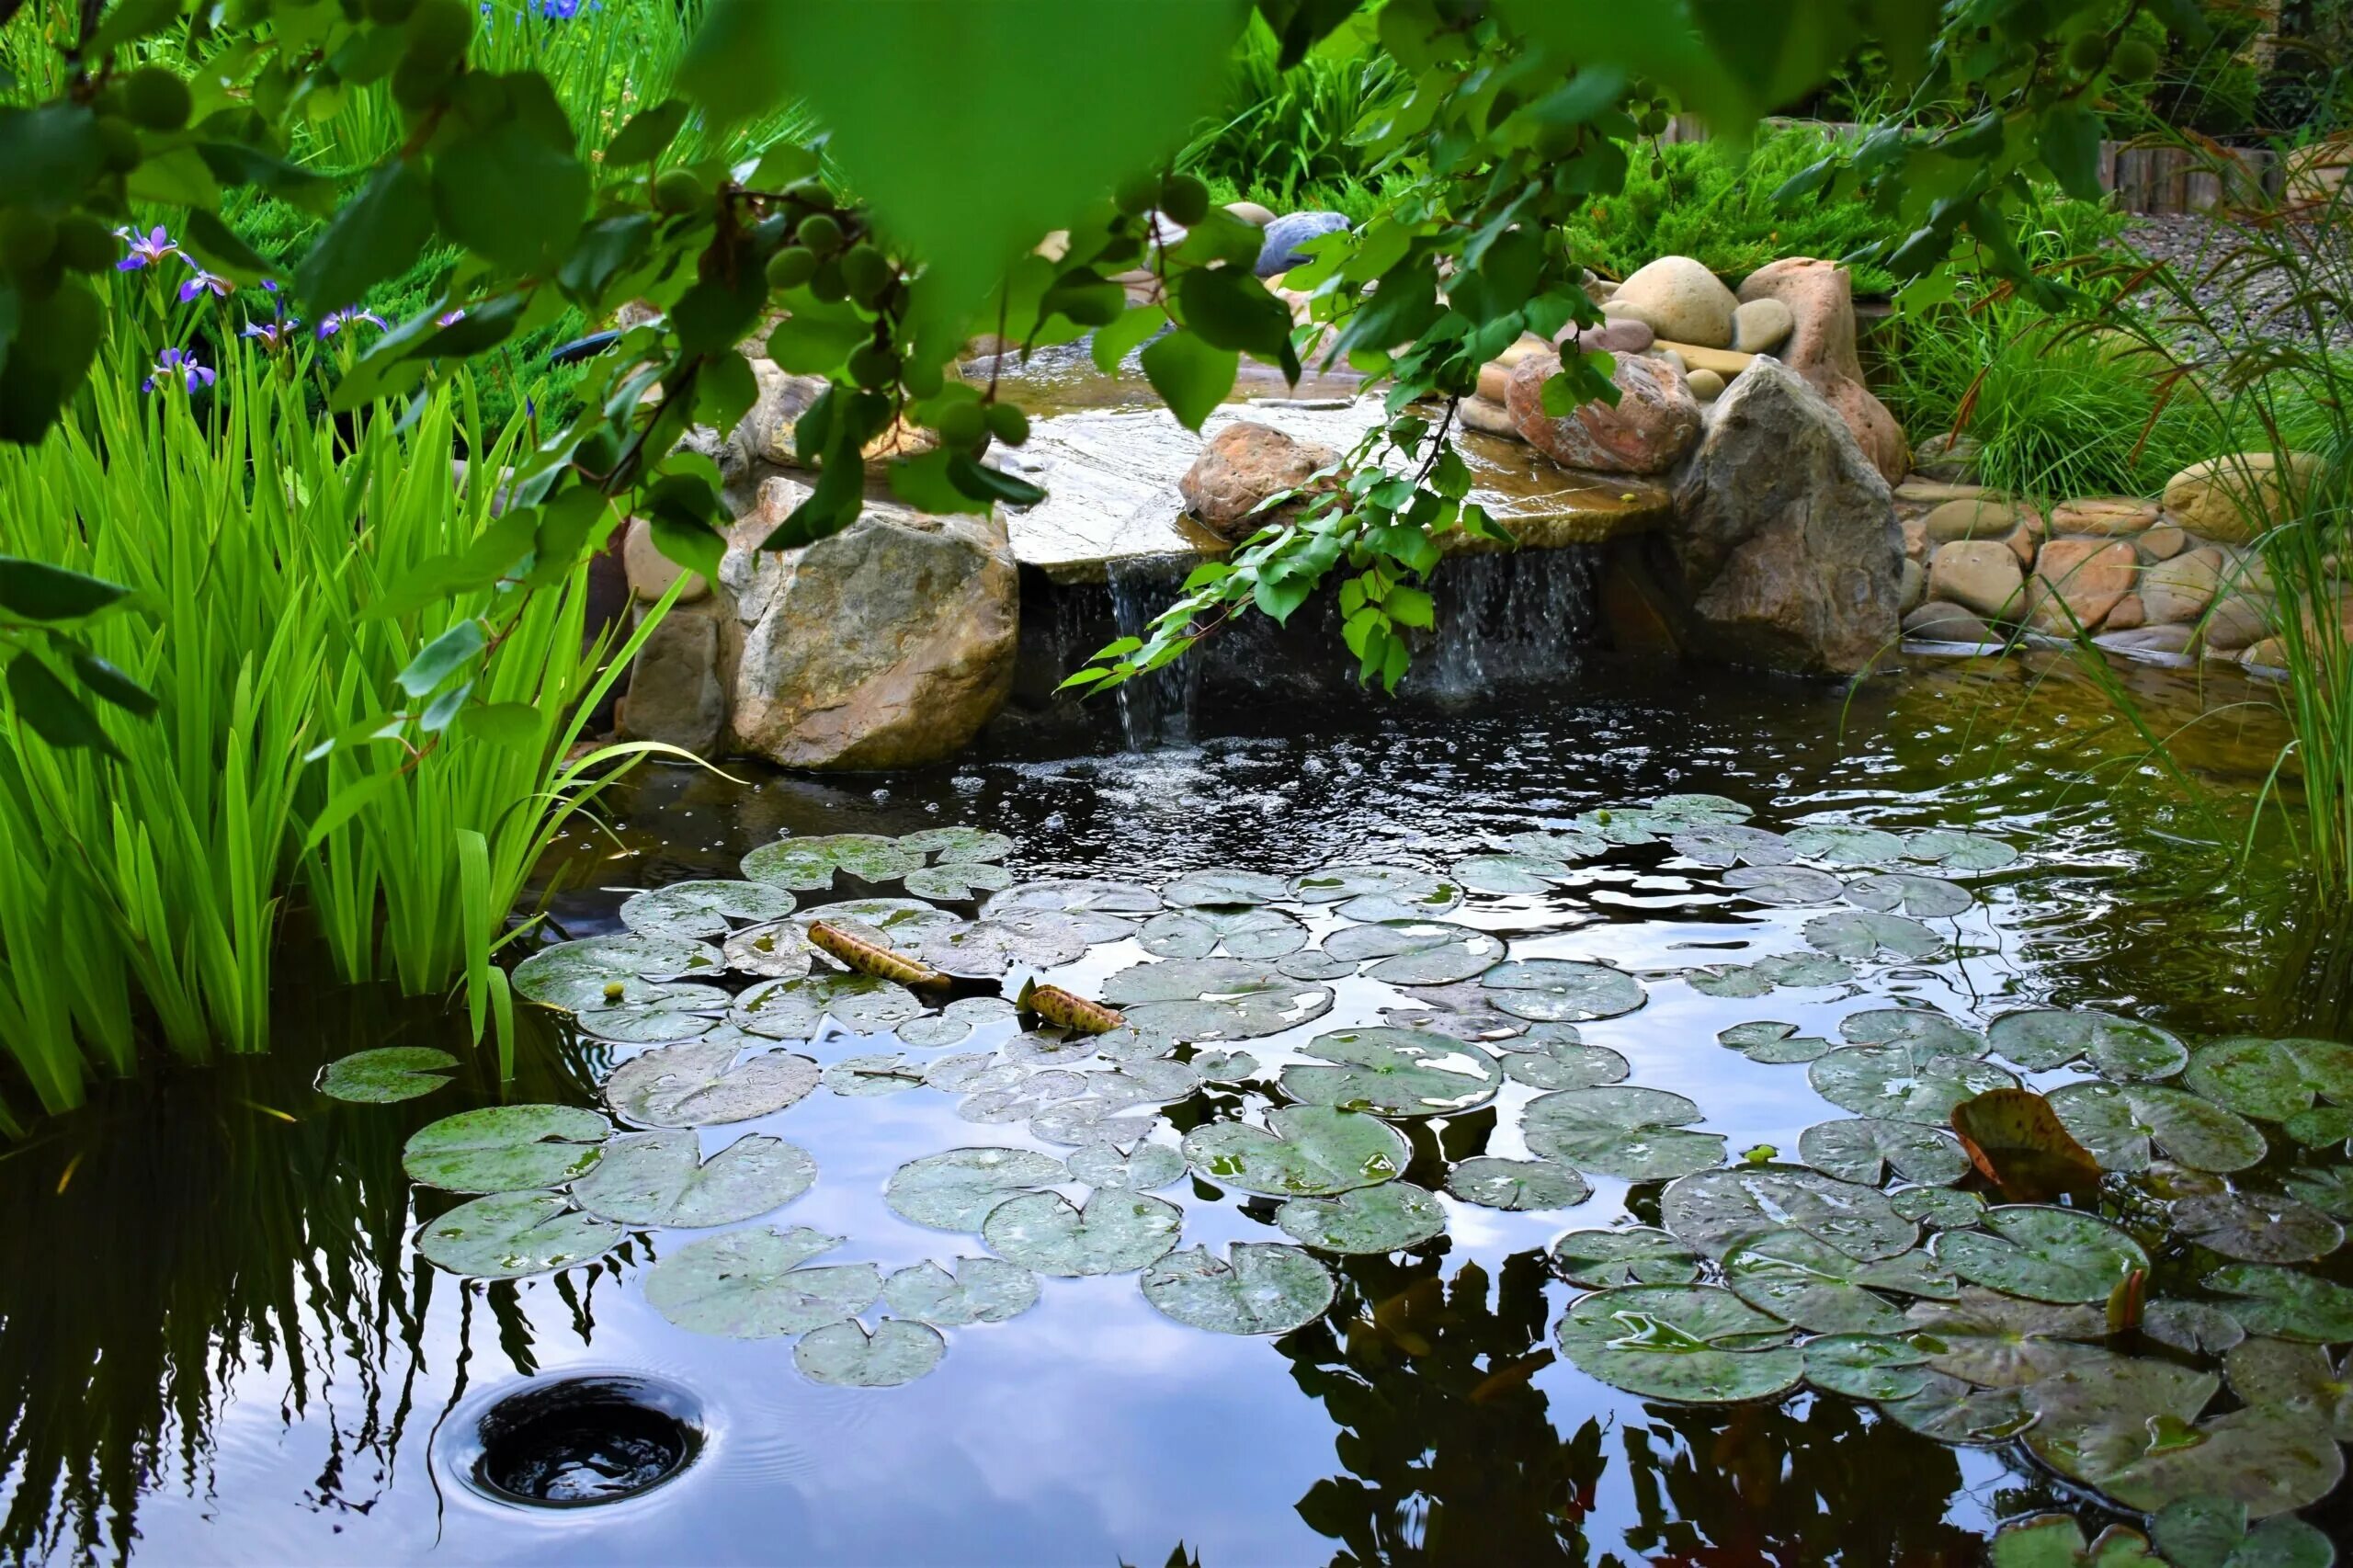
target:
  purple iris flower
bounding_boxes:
[177,261,233,302]
[116,226,178,270]
[539,0,597,16]
[438,307,468,327]
[142,347,215,394]
[242,318,301,350]
[316,306,388,339]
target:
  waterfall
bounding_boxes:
[1104,557,1202,750]
[1408,544,1604,701]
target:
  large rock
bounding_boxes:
[1735,257,1909,486]
[1506,351,1701,475]
[1730,298,1794,355]
[2027,538,2137,634]
[1927,540,2025,621]
[1178,422,1340,540]
[722,481,1017,769]
[2204,594,2275,652]
[2161,452,2322,545]
[623,516,710,604]
[1912,433,1983,483]
[617,600,728,756]
[1922,495,2032,544]
[1665,358,1901,676]
[1559,317,1655,355]
[2142,547,2224,624]
[723,357,936,496]
[1609,256,1738,348]
[1256,211,1349,277]
[1904,601,2003,646]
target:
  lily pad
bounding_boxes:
[1521,1085,1726,1182]
[1932,1204,2149,1303]
[1028,1096,1165,1147]
[1189,1049,1263,1084]
[1988,1010,2189,1078]
[1500,1039,1631,1091]
[881,1256,1040,1326]
[318,1047,458,1104]
[642,1225,881,1337]
[1754,952,1859,987]
[2224,1338,2353,1441]
[1904,829,2020,871]
[416,1192,620,1278]
[1661,1166,1916,1260]
[606,1040,820,1128]
[1799,1118,1971,1186]
[1717,1021,1833,1064]
[1338,887,1468,923]
[918,915,1095,979]
[571,1130,815,1227]
[1877,1372,2033,1444]
[1803,1333,1934,1402]
[1802,911,1946,962]
[1083,1058,1202,1108]
[1480,959,1645,1023]
[1276,1182,1447,1254]
[1684,964,1775,999]
[897,995,1018,1050]
[2172,1191,2345,1264]
[1892,1186,1988,1229]
[1451,853,1571,894]
[1808,1045,2018,1123]
[403,1105,608,1193]
[742,834,916,891]
[884,1147,1068,1231]
[1721,866,1846,906]
[922,1053,1027,1095]
[984,878,1161,933]
[1668,824,1795,869]
[904,861,1015,902]
[1844,872,1972,919]
[620,880,798,940]
[1102,956,1335,1041]
[1003,1029,1097,1066]
[1903,1290,2109,1385]
[511,934,722,1009]
[1504,829,1610,861]
[1550,1227,1705,1288]
[2286,1106,2353,1149]
[722,921,816,979]
[1321,920,1506,984]
[2285,1165,2353,1219]
[1162,868,1289,907]
[824,1053,930,1097]
[1065,1141,1187,1191]
[2203,1265,2353,1343]
[574,987,733,1045]
[1723,1229,1956,1334]
[2152,1499,2336,1568]
[1839,1007,1985,1057]
[1279,1027,1503,1117]
[1180,1105,1410,1197]
[793,1318,946,1387]
[1788,824,1908,866]
[958,1069,1086,1123]
[1644,793,1753,822]
[982,1189,1183,1276]
[1444,1156,1591,1211]
[1141,1243,1336,1335]
[2049,1081,2268,1173]
[799,898,966,945]
[2142,1299,2248,1356]
[898,826,1014,864]
[1290,864,1446,905]
[1987,1517,2159,1568]
[1554,1285,1802,1403]
[2183,1037,2353,1122]
[731,973,924,1040]
[1138,907,1308,960]
[1275,949,1358,982]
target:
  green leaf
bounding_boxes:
[650,512,725,585]
[0,278,102,443]
[1140,330,1238,431]
[432,118,591,274]
[195,141,338,216]
[1176,266,1296,365]
[0,557,127,621]
[5,653,114,756]
[451,701,543,752]
[296,160,433,312]
[395,619,485,698]
[183,209,273,278]
[557,214,654,305]
[1091,303,1168,373]
[607,98,692,165]
[947,451,1047,507]
[2040,106,2105,203]
[68,652,156,717]
[0,104,103,208]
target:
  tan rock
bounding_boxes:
[1457,395,1518,440]
[1731,297,1794,355]
[2142,547,2225,624]
[1735,257,1907,484]
[2161,452,2324,545]
[2204,594,2275,652]
[1898,556,1925,613]
[2106,594,2145,631]
[1928,540,2026,620]
[1651,340,1754,378]
[2027,538,2138,634]
[1904,601,2002,646]
[1687,367,1726,403]
[1902,517,1928,562]
[2243,636,2288,671]
[2141,524,2187,562]
[1223,200,1278,227]
[1609,256,1739,348]
[2050,496,2160,537]
[617,599,727,756]
[2003,524,2041,568]
[623,515,712,604]
[1923,496,2034,544]
[1895,479,1992,509]
[1178,422,1341,540]
[1476,359,1513,404]
[1506,351,1701,475]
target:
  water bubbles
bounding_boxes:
[953,775,984,795]
[871,789,892,804]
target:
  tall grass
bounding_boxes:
[1177,11,1403,216]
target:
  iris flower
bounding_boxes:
[242,318,301,351]
[177,261,233,302]
[115,226,178,270]
[142,348,215,394]
[316,306,388,339]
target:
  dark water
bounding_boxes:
[3,651,2347,1566]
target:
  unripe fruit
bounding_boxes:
[404,0,473,63]
[1114,172,1159,217]
[840,243,892,305]
[122,67,192,131]
[901,358,944,400]
[983,400,1029,447]
[52,213,115,271]
[794,211,842,253]
[806,256,847,303]
[2065,32,2109,74]
[782,177,831,208]
[847,341,897,390]
[2111,38,2159,81]
[934,400,985,446]
[0,209,57,277]
[1158,173,1208,226]
[95,116,141,173]
[653,168,707,214]
[765,245,817,290]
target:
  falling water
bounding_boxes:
[1407,545,1604,701]
[1104,557,1202,751]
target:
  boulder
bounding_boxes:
[2050,496,2159,537]
[2204,594,2275,652]
[2097,624,2199,658]
[1457,395,1518,440]
[1912,432,1983,483]
[617,600,728,756]
[1730,298,1794,355]
[724,357,936,489]
[1923,496,2033,544]
[1559,317,1655,355]
[1609,256,1738,348]
[1652,347,1688,375]
[1927,540,2025,621]
[1256,211,1349,277]
[1665,358,1902,676]
[1224,200,1277,227]
[1475,359,1512,404]
[723,483,1017,770]
[623,516,710,604]
[2106,594,2146,631]
[1735,257,1909,485]
[2001,520,2042,568]
[2142,547,2224,624]
[2026,538,2137,634]
[1687,368,1725,403]
[1904,601,2002,646]
[1894,478,1991,514]
[1506,351,1701,475]
[1178,422,1340,540]
[2141,523,2188,562]
[2243,636,2288,672]
[2161,452,2323,545]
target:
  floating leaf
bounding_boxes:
[722,920,817,979]
[1717,1021,1833,1064]
[1903,829,2020,871]
[642,1225,881,1337]
[904,860,1015,901]
[897,995,1018,1049]
[2152,1498,2336,1568]
[1339,887,1468,923]
[2204,1266,2353,1343]
[1661,1166,1917,1260]
[2286,1106,2353,1149]
[1843,872,1972,919]
[1987,1010,2188,1078]
[2183,1037,2353,1122]
[881,1256,1040,1325]
[416,1191,619,1278]
[1138,906,1308,960]
[1500,1038,1630,1090]
[1161,868,1289,907]
[1755,952,1859,987]
[1276,949,1358,982]
[1004,1028,1097,1065]
[575,986,733,1045]
[1101,956,1335,1041]
[1904,1290,2108,1385]
[982,1189,1183,1276]
[2285,1165,2353,1219]
[1180,1105,1410,1197]
[1643,793,1754,823]
[318,1047,458,1104]
[1877,1372,2033,1444]
[1504,830,1610,861]
[1789,824,1907,866]
[824,1053,929,1097]
[1382,1003,1530,1045]
[1551,1227,1705,1287]
[1933,1205,2150,1303]
[606,1040,820,1128]
[1668,824,1795,869]
[403,1105,608,1193]
[1952,1087,2105,1201]
[1802,911,1945,961]
[1451,853,1569,893]
[1722,866,1845,906]
[984,878,1160,934]
[1839,1007,1986,1057]
[742,834,916,891]
[731,972,923,1040]
[1723,1229,1956,1334]
[1142,1243,1336,1335]
[2173,1192,2345,1264]
[2225,1338,2353,1441]
[1809,1045,2017,1123]
[958,1069,1086,1122]
[1291,864,1449,906]
[793,1318,946,1386]
[801,898,966,944]
[1322,920,1507,984]
[884,1146,1067,1231]
[620,879,798,939]
[1028,1096,1165,1147]
[1685,964,1774,999]
[897,826,1013,864]
[1481,959,1645,1023]
[570,1130,814,1227]
[1189,1049,1263,1084]
[2049,1082,2267,1174]
[1522,1085,1725,1181]
[1987,1516,2157,1568]
[1445,1156,1591,1211]
[923,1053,1027,1094]
[1066,1141,1187,1191]
[1277,1182,1446,1254]
[1085,1058,1201,1107]
[1279,1027,1503,1117]
[511,934,722,1008]
[1804,1333,1933,1401]
[1893,1186,1988,1229]
[1553,1285,1802,1404]
[1799,1118,1970,1186]
[2142,1299,2247,1356]
[917,915,1093,978]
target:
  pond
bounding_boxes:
[5,653,2350,1565]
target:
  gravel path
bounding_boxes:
[2122,213,2353,350]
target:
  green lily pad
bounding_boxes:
[511,934,722,1009]
[1808,1045,2018,1123]
[1903,1290,2108,1385]
[1904,829,2021,871]
[1161,869,1289,907]
[793,1318,946,1387]
[981,1189,1183,1276]
[800,898,967,944]
[1550,1227,1705,1287]
[983,878,1159,936]
[1645,793,1753,822]
[897,995,1018,1049]
[620,880,798,940]
[1500,1039,1631,1090]
[606,1040,820,1128]
[1988,1010,2189,1078]
[2225,1338,2353,1441]
[958,1069,1086,1122]
[1444,1156,1591,1210]
[1877,1372,2034,1444]
[2284,1165,2353,1218]
[1102,956,1335,1041]
[1291,864,1447,905]
[722,921,816,979]
[1451,853,1570,893]
[1717,1021,1834,1064]
[1803,1333,1934,1401]
[1757,952,1860,986]
[1139,906,1308,960]
[1180,1105,1410,1197]
[415,1191,620,1278]
[2152,1498,2336,1568]
[1844,872,1972,919]
[1931,1204,2149,1303]
[1279,1027,1503,1117]
[1028,1096,1166,1148]
[2203,1265,2353,1343]
[1339,888,1468,923]
[1276,1181,1446,1253]
[1505,829,1611,861]
[730,972,924,1040]
[1189,1049,1263,1083]
[920,915,1096,978]
[1802,912,1946,962]
[574,986,733,1045]
[1084,1058,1201,1107]
[1661,1166,1917,1260]
[881,1256,1040,1325]
[1003,1028,1097,1066]
[1789,824,1908,866]
[403,1105,608,1193]
[1799,1118,1971,1186]
[2285,1106,2353,1149]
[824,1053,930,1097]
[1893,1186,1988,1229]
[318,1047,459,1104]
[904,860,1015,902]
[2184,1037,2353,1122]
[1521,1085,1726,1181]
[1481,959,1645,1023]
[1668,824,1796,869]
[2141,1299,2248,1356]
[1321,920,1507,984]
[1276,949,1358,983]
[1722,1229,1956,1334]
[898,826,1014,864]
[1065,1141,1187,1191]
[1987,1516,2159,1568]
[884,1146,1068,1231]
[743,834,916,891]
[642,1224,881,1337]
[1554,1285,1802,1404]
[1839,1007,1985,1057]
[2049,1081,2268,1173]
[1722,866,1846,906]
[1685,964,1775,999]
[922,1053,1027,1095]
[2173,1191,2345,1264]
[571,1130,814,1227]
[1141,1243,1336,1335]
